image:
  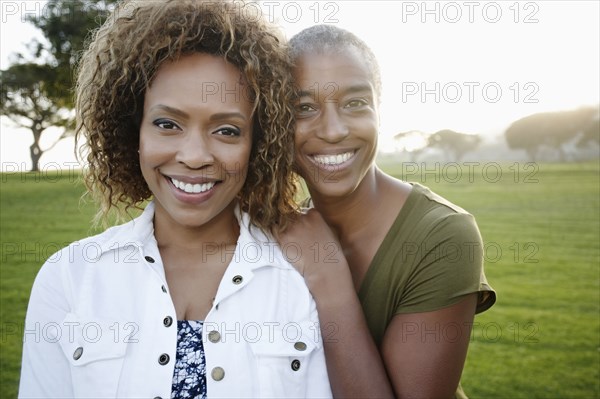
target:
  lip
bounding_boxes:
[306,149,357,172]
[307,147,357,156]
[166,173,220,184]
[164,175,220,204]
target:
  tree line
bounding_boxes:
[1,0,598,171]
[395,106,599,163]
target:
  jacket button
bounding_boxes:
[291,359,301,371]
[158,353,170,365]
[73,347,83,360]
[208,330,221,343]
[145,256,155,263]
[294,341,307,351]
[163,316,173,327]
[211,366,225,381]
[161,285,167,293]
[232,275,243,285]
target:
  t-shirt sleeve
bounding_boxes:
[394,212,496,315]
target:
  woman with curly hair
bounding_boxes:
[18,1,331,398]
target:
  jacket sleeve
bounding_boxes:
[19,253,74,399]
[304,304,333,398]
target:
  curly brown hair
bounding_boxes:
[76,0,298,233]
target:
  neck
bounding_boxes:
[153,202,240,251]
[309,166,384,241]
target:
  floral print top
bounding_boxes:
[171,320,207,399]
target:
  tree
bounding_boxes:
[1,63,72,171]
[505,107,598,161]
[25,0,120,108]
[577,114,600,148]
[427,129,481,161]
[1,0,119,170]
[393,130,429,162]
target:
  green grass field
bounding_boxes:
[1,161,599,398]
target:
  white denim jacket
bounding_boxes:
[19,202,332,399]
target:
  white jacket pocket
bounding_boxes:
[249,329,318,398]
[59,313,128,398]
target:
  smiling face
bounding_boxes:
[293,48,379,200]
[139,53,253,230]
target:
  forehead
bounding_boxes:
[150,53,241,89]
[293,48,374,95]
[145,53,252,110]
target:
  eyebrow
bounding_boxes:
[298,84,373,99]
[344,84,373,95]
[148,105,247,122]
[209,112,248,122]
[149,104,188,119]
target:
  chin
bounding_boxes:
[308,179,358,200]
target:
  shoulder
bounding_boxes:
[402,185,483,262]
[412,183,469,214]
[38,205,152,275]
[404,183,481,241]
[235,212,315,308]
[372,184,484,284]
[237,209,296,272]
[53,219,140,265]
[228,212,320,327]
[375,184,481,263]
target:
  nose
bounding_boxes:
[316,105,349,143]
[175,132,215,169]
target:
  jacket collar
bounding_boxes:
[96,201,156,254]
[93,201,293,307]
[96,201,290,272]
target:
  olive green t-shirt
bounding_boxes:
[358,183,496,347]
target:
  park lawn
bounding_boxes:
[1,161,599,398]
[380,160,600,398]
[1,171,98,397]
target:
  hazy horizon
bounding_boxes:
[1,0,599,170]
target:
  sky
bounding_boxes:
[1,0,599,170]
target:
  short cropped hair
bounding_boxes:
[289,24,382,102]
[76,0,297,232]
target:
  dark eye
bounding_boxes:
[345,99,368,109]
[153,119,180,130]
[295,103,317,115]
[214,127,241,137]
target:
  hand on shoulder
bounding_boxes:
[276,209,351,294]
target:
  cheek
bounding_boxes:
[292,129,312,173]
[355,117,379,143]
[138,139,162,169]
[137,132,153,167]
[294,120,312,143]
[137,140,156,187]
[221,142,252,177]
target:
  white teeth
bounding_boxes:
[311,151,354,166]
[170,178,216,194]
